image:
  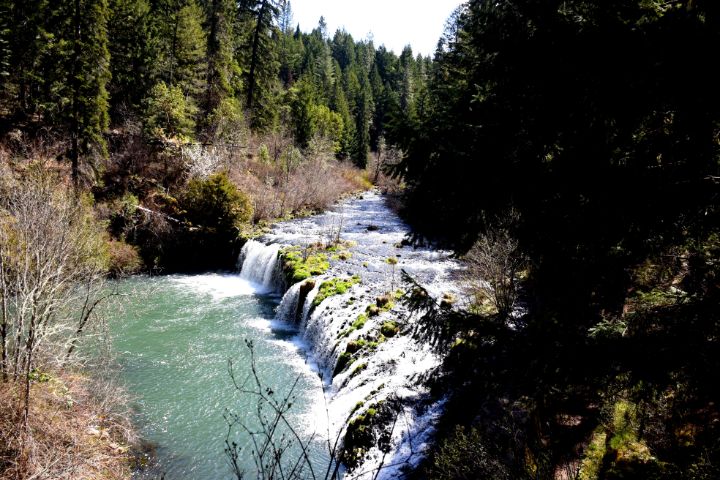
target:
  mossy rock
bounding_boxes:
[333,351,353,377]
[376,294,392,308]
[380,321,400,338]
[313,275,361,307]
[279,247,330,285]
[340,402,396,470]
[441,292,457,308]
[346,341,364,354]
[350,362,367,378]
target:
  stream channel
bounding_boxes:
[108,191,463,479]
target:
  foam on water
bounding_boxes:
[236,190,465,477]
[171,273,264,298]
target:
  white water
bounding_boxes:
[238,239,282,293]
[238,191,464,479]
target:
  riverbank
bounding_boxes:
[0,371,134,479]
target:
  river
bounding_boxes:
[108,191,463,479]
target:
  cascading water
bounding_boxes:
[238,239,282,292]
[237,190,464,479]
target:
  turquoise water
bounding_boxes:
[109,274,329,479]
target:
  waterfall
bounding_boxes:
[275,282,301,322]
[238,240,282,292]
[236,192,464,479]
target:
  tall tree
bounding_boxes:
[239,0,281,126]
[66,0,112,185]
[8,0,47,113]
[351,80,372,168]
[107,0,152,116]
[204,0,240,116]
[149,0,207,100]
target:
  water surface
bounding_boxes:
[110,274,328,479]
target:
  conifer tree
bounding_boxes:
[351,81,372,168]
[204,0,240,116]
[239,0,282,127]
[108,0,152,114]
[8,0,46,113]
[66,0,112,185]
[150,0,207,102]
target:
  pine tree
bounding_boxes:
[330,62,354,159]
[277,1,303,86]
[398,45,415,116]
[351,81,372,168]
[239,0,282,127]
[108,0,152,115]
[174,1,207,100]
[204,0,240,117]
[149,0,207,102]
[67,0,110,185]
[8,0,47,113]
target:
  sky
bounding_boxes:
[288,0,465,57]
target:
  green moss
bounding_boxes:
[280,247,330,284]
[380,321,400,338]
[352,314,368,329]
[313,275,361,307]
[333,351,353,376]
[350,362,367,378]
[338,313,368,339]
[351,401,365,415]
[341,403,384,469]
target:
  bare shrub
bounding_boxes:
[228,140,367,224]
[183,144,225,179]
[0,165,108,424]
[464,211,526,318]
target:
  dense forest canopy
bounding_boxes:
[0,0,428,172]
[393,1,720,478]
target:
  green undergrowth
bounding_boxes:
[578,399,662,480]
